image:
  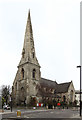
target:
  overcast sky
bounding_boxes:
[0,0,81,90]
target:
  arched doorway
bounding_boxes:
[20,87,26,105]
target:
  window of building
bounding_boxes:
[21,68,24,79]
[63,95,66,102]
[32,69,36,79]
[22,48,25,58]
[21,87,24,91]
[33,52,35,58]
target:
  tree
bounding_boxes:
[1,85,11,105]
[53,99,57,107]
[29,96,37,107]
[1,97,6,108]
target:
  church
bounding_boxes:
[12,10,75,106]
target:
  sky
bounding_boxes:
[0,0,81,90]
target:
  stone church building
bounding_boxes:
[12,10,75,106]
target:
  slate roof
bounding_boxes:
[55,82,71,93]
[40,78,57,89]
[36,78,59,98]
[39,78,72,95]
[37,78,71,98]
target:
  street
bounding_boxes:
[1,107,82,119]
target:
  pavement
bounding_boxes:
[0,107,49,115]
[0,107,82,119]
[0,106,80,114]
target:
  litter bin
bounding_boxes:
[17,110,21,117]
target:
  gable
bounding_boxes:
[54,82,71,93]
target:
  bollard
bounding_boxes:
[52,106,54,109]
[46,105,48,109]
[17,110,21,117]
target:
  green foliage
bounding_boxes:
[52,99,57,106]
[42,98,57,108]
[68,101,73,107]
[1,97,6,108]
[1,85,11,105]
[60,101,64,106]
[29,96,37,107]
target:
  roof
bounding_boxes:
[40,78,71,93]
[37,77,72,98]
[40,78,57,89]
[55,82,71,93]
[75,90,80,94]
[38,78,72,97]
[37,90,61,98]
[37,78,60,98]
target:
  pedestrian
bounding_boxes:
[57,102,61,109]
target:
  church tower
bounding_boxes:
[12,10,41,105]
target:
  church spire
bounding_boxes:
[25,9,33,42]
[19,10,40,67]
[22,10,34,57]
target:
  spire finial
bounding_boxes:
[28,9,31,20]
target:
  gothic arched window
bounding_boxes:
[33,52,35,58]
[63,95,66,102]
[21,68,24,79]
[21,87,25,101]
[32,69,36,79]
[21,87,24,91]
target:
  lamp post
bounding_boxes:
[77,65,81,116]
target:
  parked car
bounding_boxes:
[3,105,10,110]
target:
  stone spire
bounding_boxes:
[25,10,33,42]
[18,10,40,67]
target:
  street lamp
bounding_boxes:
[77,65,81,116]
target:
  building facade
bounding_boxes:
[75,90,80,105]
[12,10,75,106]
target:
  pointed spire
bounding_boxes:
[28,9,31,20]
[25,9,33,39]
[18,10,40,67]
[21,9,34,61]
